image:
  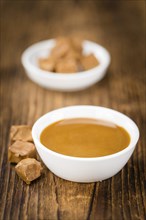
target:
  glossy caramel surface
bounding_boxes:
[40,118,130,157]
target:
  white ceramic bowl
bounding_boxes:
[21,40,110,91]
[32,106,139,183]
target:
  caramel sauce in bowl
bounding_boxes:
[32,106,139,182]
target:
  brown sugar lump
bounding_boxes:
[15,158,43,184]
[55,58,78,73]
[80,54,99,71]
[8,141,36,163]
[39,57,55,72]
[10,125,33,143]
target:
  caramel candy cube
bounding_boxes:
[65,49,81,61]
[39,57,55,72]
[10,125,33,143]
[15,158,42,184]
[55,36,70,47]
[81,54,99,70]
[55,58,78,73]
[8,141,36,163]
[51,43,70,59]
[56,36,82,54]
[70,36,83,53]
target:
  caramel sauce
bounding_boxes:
[40,118,130,157]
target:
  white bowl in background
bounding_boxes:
[21,40,110,91]
[32,106,139,182]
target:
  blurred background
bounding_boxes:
[1,1,145,220]
[1,0,145,123]
[1,1,145,74]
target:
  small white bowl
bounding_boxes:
[32,106,139,183]
[21,40,110,91]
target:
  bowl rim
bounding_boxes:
[21,39,111,79]
[32,105,140,161]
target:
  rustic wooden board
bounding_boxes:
[0,1,145,220]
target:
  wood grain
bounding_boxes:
[0,1,145,220]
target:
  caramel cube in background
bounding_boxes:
[39,57,55,72]
[55,58,78,73]
[51,43,70,59]
[8,141,36,163]
[70,36,83,53]
[10,125,33,143]
[55,36,70,47]
[56,36,83,54]
[80,54,99,70]
[15,158,43,184]
[65,49,81,61]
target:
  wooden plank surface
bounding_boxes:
[0,1,145,220]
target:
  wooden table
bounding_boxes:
[0,1,145,220]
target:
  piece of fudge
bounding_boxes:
[8,141,36,163]
[15,158,43,184]
[39,57,55,72]
[10,125,33,143]
[55,58,78,73]
[80,54,99,70]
